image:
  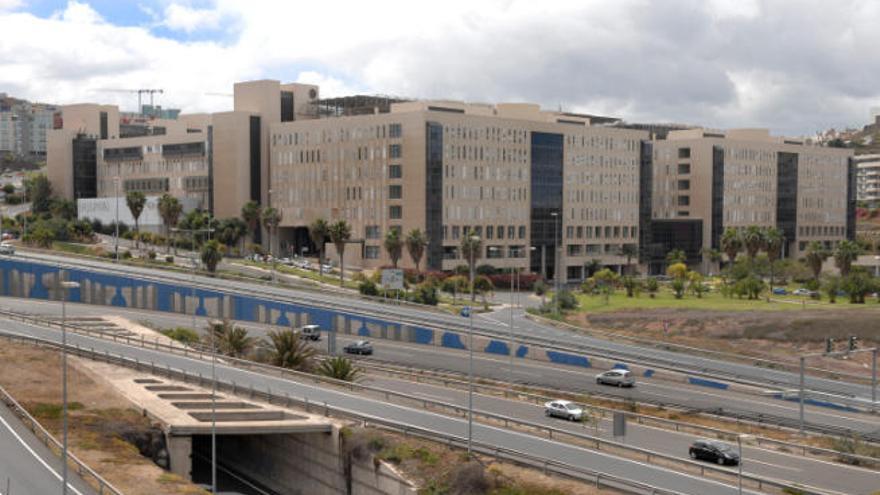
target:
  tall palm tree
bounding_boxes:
[267,329,315,371]
[742,225,765,260]
[804,241,829,281]
[405,228,428,275]
[328,220,352,286]
[206,320,256,358]
[158,194,182,254]
[217,218,248,253]
[200,239,223,273]
[383,228,403,268]
[619,244,638,275]
[720,228,742,266]
[316,356,362,382]
[125,191,146,251]
[460,228,482,302]
[262,206,282,257]
[834,239,863,277]
[241,201,262,250]
[665,248,687,266]
[309,218,330,276]
[763,227,784,289]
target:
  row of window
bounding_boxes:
[441,224,529,241]
[565,225,638,240]
[441,245,528,260]
[798,225,846,237]
[445,185,529,202]
[444,164,528,181]
[567,243,636,256]
[273,123,402,147]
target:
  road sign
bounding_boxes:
[381,268,404,290]
[460,306,471,318]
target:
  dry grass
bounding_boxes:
[0,341,208,495]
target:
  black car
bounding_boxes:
[689,440,740,466]
[344,340,373,355]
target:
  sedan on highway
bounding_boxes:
[596,369,635,387]
[688,440,740,466]
[543,400,584,421]
[344,340,373,355]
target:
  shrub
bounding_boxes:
[534,280,546,296]
[160,327,200,345]
[408,283,439,306]
[122,250,132,259]
[147,250,157,260]
[475,264,497,276]
[165,255,174,263]
[552,289,579,311]
[448,462,490,495]
[358,279,379,296]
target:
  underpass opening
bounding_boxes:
[192,434,280,495]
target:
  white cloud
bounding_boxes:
[0,0,23,12]
[162,3,224,32]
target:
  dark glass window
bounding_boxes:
[677,179,690,190]
[389,205,403,219]
[677,163,690,174]
[678,147,691,159]
[389,164,402,179]
[389,144,402,158]
[389,184,402,199]
[677,195,690,206]
[529,132,564,278]
[389,123,402,138]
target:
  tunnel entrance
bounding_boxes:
[192,435,280,495]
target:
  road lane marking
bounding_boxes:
[0,412,85,495]
[743,458,802,472]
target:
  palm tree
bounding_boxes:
[665,248,687,266]
[459,228,482,301]
[158,194,182,254]
[267,329,315,371]
[217,218,248,253]
[383,229,403,268]
[328,220,352,286]
[619,244,638,275]
[763,227,784,289]
[720,228,742,266]
[206,319,256,358]
[742,225,765,260]
[316,356,362,382]
[405,229,428,275]
[834,239,863,277]
[241,201,262,250]
[125,191,146,251]
[200,239,223,273]
[262,207,282,257]
[804,241,829,281]
[309,218,330,277]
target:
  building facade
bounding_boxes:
[0,94,57,160]
[854,154,880,206]
[649,129,855,271]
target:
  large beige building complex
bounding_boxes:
[649,128,855,271]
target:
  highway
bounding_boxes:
[6,297,879,441]
[13,250,879,404]
[0,401,96,495]
[0,316,771,495]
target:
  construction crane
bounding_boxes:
[93,88,164,114]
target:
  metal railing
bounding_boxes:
[0,383,124,495]
[0,325,838,495]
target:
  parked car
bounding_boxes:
[793,288,813,296]
[280,257,292,265]
[299,324,321,341]
[321,263,334,273]
[543,400,584,421]
[344,340,373,355]
[0,242,14,255]
[596,369,635,387]
[772,287,788,296]
[689,440,740,466]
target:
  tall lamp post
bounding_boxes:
[550,211,561,314]
[466,234,480,457]
[737,434,754,495]
[114,170,120,263]
[59,275,80,495]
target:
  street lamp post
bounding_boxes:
[550,211,561,314]
[114,170,120,263]
[467,235,480,457]
[737,434,754,495]
[798,345,879,432]
[59,275,80,495]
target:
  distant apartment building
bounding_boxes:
[0,93,57,160]
[854,154,880,206]
[648,128,855,272]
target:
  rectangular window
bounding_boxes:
[677,210,690,217]
[389,164,402,179]
[677,195,690,206]
[508,226,515,239]
[678,147,691,159]
[388,184,402,199]
[677,180,690,191]
[496,225,504,240]
[613,226,620,238]
[678,163,690,174]
[604,226,611,238]
[518,226,526,239]
[566,226,574,239]
[443,246,459,259]
[486,226,494,239]
[452,226,461,240]
[567,244,582,256]
[486,245,504,258]
[389,144,402,158]
[389,205,403,219]
[389,123,402,138]
[508,245,526,258]
[365,225,380,239]
[365,246,380,259]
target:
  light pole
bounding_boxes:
[737,434,754,495]
[798,345,879,432]
[550,211,561,314]
[59,275,80,495]
[466,234,479,457]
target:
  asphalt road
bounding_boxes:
[6,298,879,441]
[0,401,96,495]
[0,316,765,495]
[13,250,878,404]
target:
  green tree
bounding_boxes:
[841,270,875,304]
[620,244,638,275]
[460,229,482,301]
[584,259,602,278]
[383,228,403,268]
[49,198,76,220]
[316,356,362,382]
[405,228,428,275]
[688,271,707,298]
[158,194,182,254]
[666,249,687,266]
[472,275,494,304]
[266,329,315,371]
[125,191,147,251]
[206,319,256,358]
[328,219,352,286]
[200,239,223,273]
[824,275,842,304]
[586,268,620,304]
[734,275,765,300]
[24,173,52,214]
[720,227,742,266]
[645,277,659,297]
[742,225,765,260]
[217,217,248,252]
[441,275,469,305]
[763,227,784,289]
[241,201,262,249]
[834,240,862,277]
[262,206,282,257]
[621,275,641,298]
[804,241,830,281]
[666,262,688,280]
[309,218,330,276]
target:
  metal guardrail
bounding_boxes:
[5,308,878,467]
[0,383,124,495]
[0,321,838,495]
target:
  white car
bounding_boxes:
[544,400,584,421]
[0,242,14,255]
[596,369,636,387]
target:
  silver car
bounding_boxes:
[544,400,584,421]
[596,369,635,387]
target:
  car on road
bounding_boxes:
[321,263,334,273]
[596,369,635,387]
[344,340,373,355]
[299,324,321,341]
[792,288,819,297]
[0,242,14,255]
[543,400,584,421]
[771,287,788,295]
[689,440,740,465]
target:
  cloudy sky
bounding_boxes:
[1,0,878,136]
